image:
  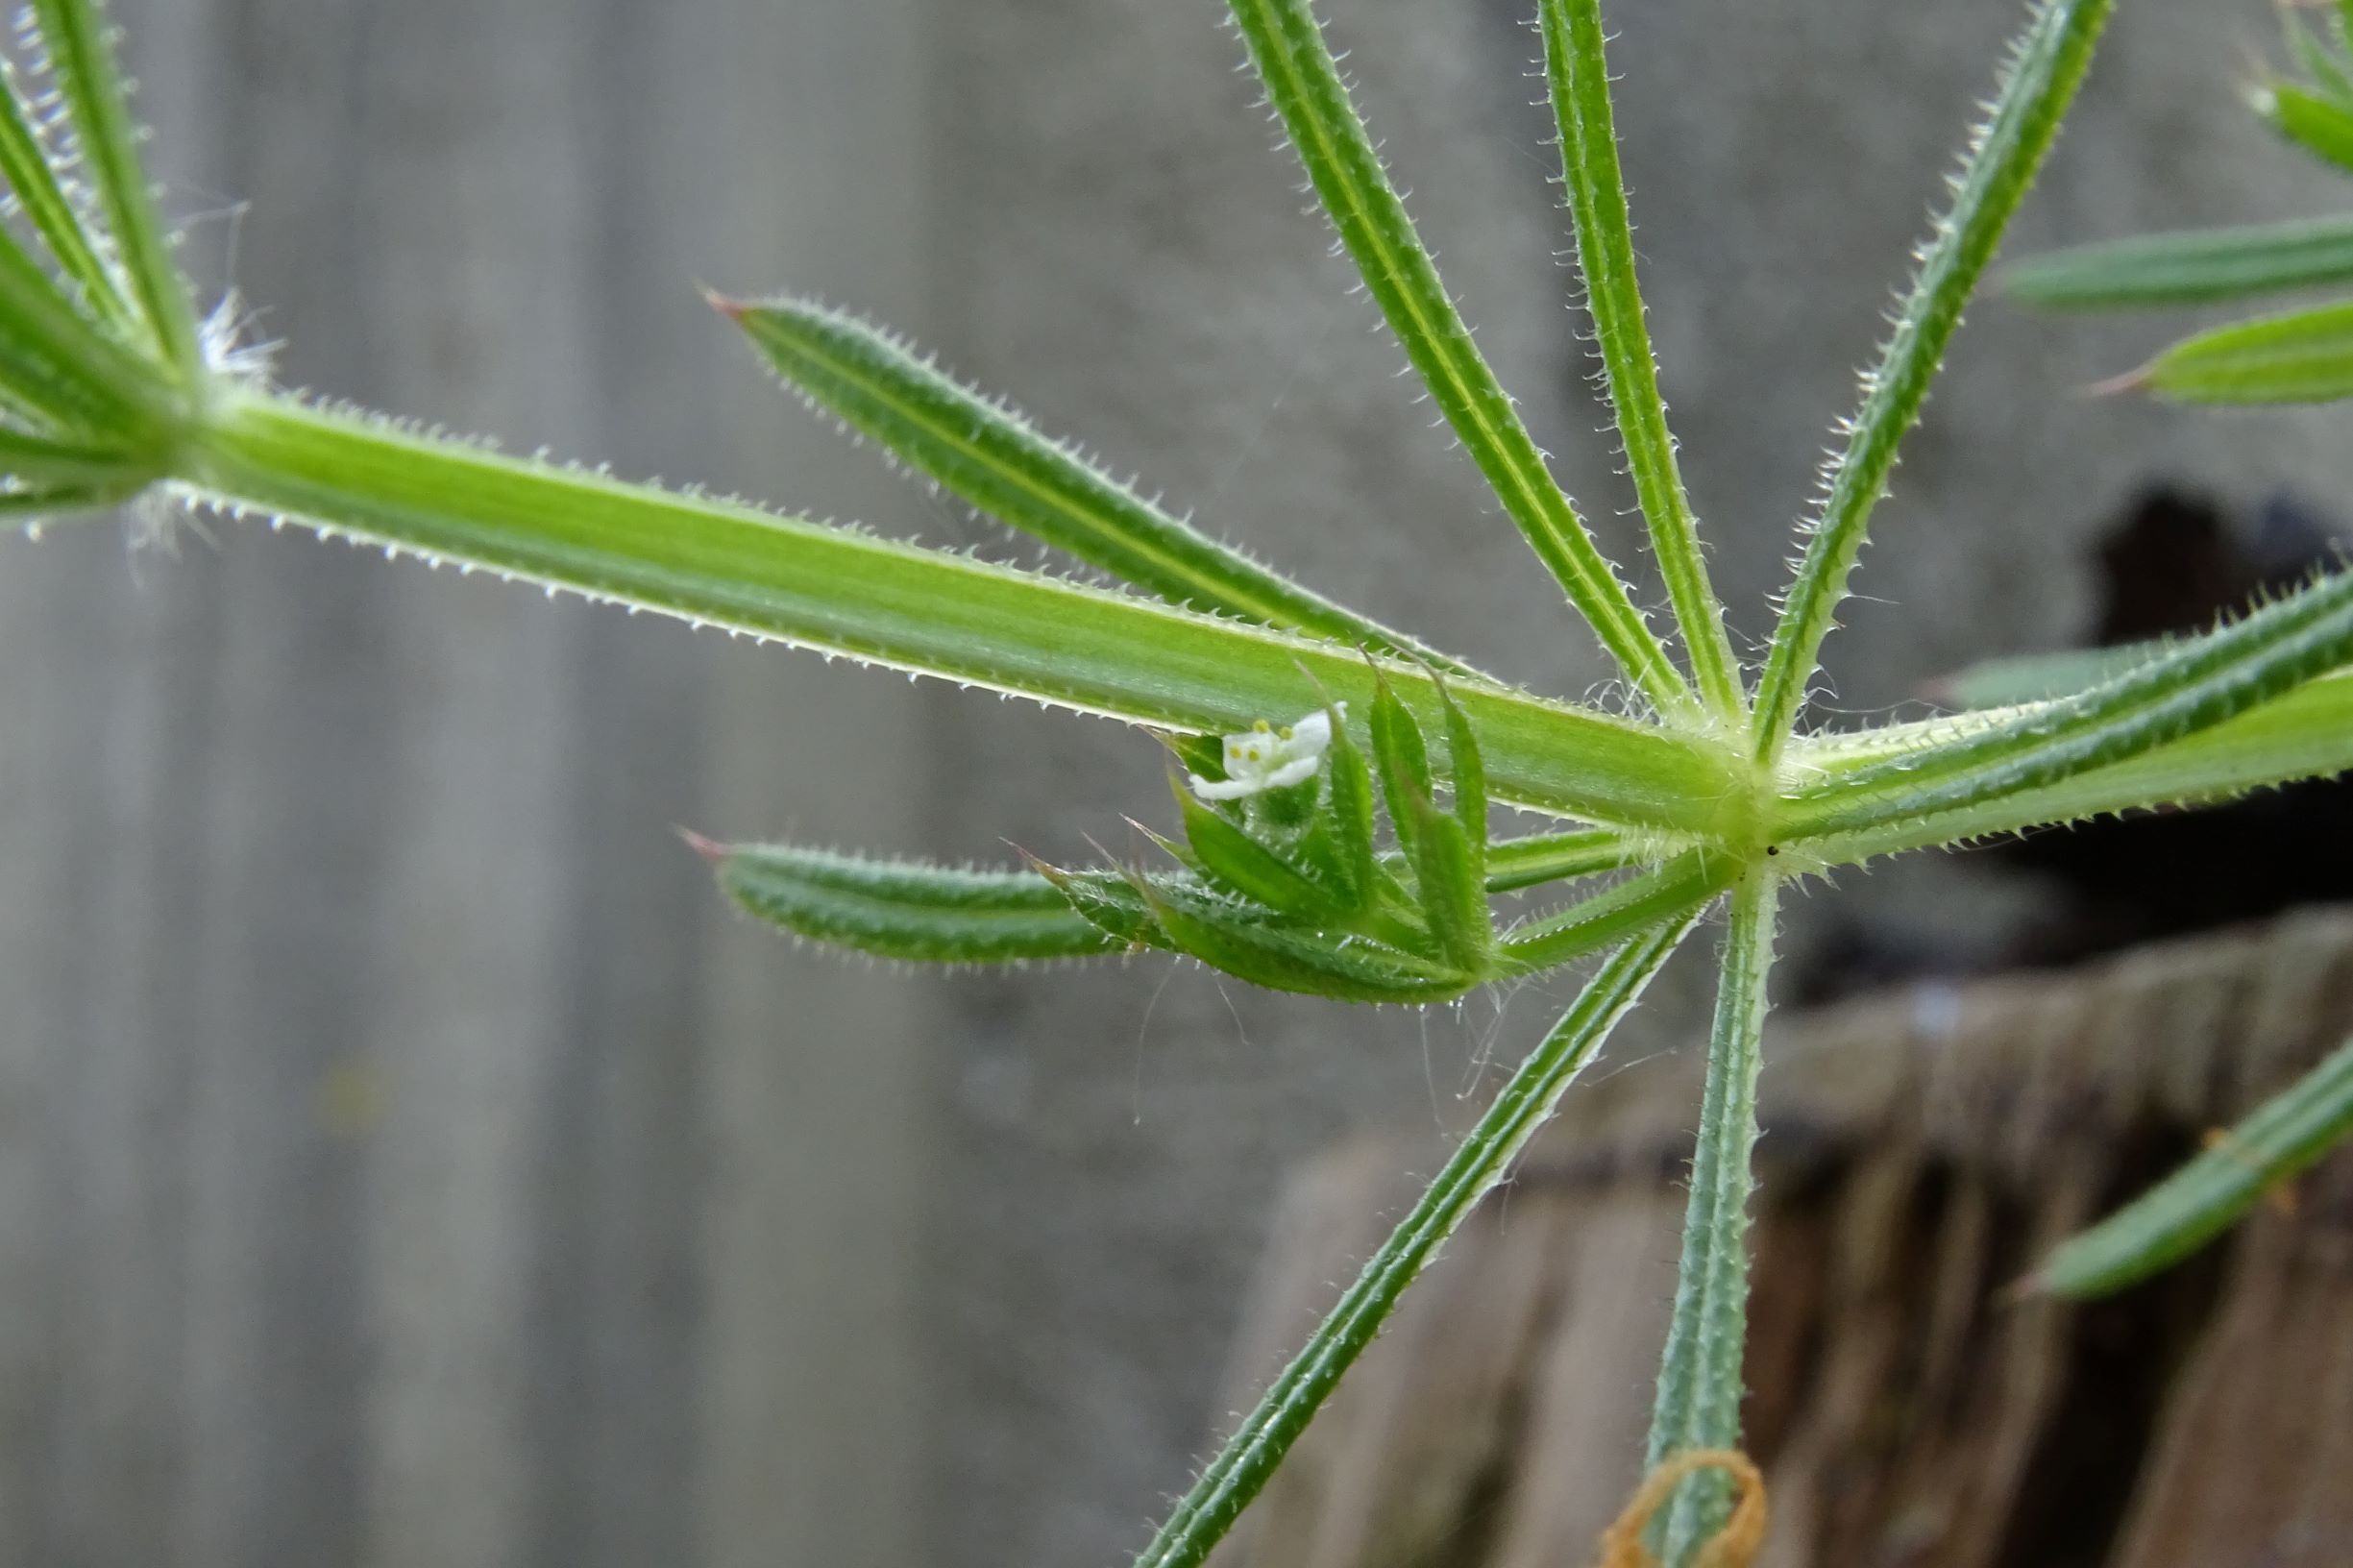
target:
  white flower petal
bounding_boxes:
[1262,755,1321,791]
[1189,773,1260,801]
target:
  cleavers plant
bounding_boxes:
[10,0,2353,1560]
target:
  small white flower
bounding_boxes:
[1189,705,1341,801]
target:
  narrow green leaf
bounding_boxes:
[0,58,134,333]
[1306,699,1378,908]
[1175,781,1350,922]
[1434,675,1487,885]
[1538,0,1742,718]
[0,476,143,523]
[0,421,151,487]
[712,841,1122,963]
[2033,1037,2353,1298]
[183,392,1745,834]
[1645,870,1780,1565]
[1139,878,1473,1002]
[2260,81,2353,176]
[1368,674,1434,867]
[1499,849,1733,974]
[723,297,1479,677]
[1132,912,1703,1568]
[1752,0,2115,756]
[26,0,198,368]
[1223,0,1691,715]
[1484,825,1638,893]
[1327,697,1374,899]
[0,217,172,434]
[2130,299,2353,404]
[1403,798,1490,972]
[1034,863,1164,949]
[1777,563,2353,843]
[1801,667,2353,865]
[2006,215,2353,309]
[1926,637,2167,710]
[2283,13,2353,110]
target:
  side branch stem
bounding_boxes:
[1644,870,1780,1565]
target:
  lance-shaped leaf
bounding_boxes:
[2006,215,2353,310]
[1499,849,1734,974]
[1776,565,2353,843]
[1368,674,1434,865]
[0,58,133,334]
[1223,0,1689,713]
[1132,912,1703,1568]
[0,422,153,488]
[2113,299,2353,404]
[1753,0,2115,754]
[26,0,198,369]
[0,219,174,437]
[2029,1036,2353,1299]
[1138,875,1478,1003]
[2259,80,2353,176]
[1484,825,1639,893]
[723,296,1477,676]
[709,841,1124,963]
[1287,699,1379,910]
[1171,782,1352,923]
[1923,637,2168,710]
[1399,790,1490,973]
[1538,0,1742,717]
[1032,862,1164,950]
[1802,667,2353,866]
[1434,674,1488,885]
[182,393,1744,833]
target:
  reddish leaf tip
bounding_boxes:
[675,826,730,865]
[2083,364,2151,399]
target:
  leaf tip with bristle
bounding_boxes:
[2084,363,2151,399]
[675,825,729,865]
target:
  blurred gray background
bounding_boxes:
[2,0,2347,1564]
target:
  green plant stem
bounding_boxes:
[1539,0,1743,721]
[1224,0,1692,718]
[1752,0,2114,758]
[1644,869,1779,1566]
[1131,910,1704,1568]
[29,0,199,370]
[179,391,1745,833]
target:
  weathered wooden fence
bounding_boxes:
[0,2,929,1563]
[1211,908,2353,1568]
